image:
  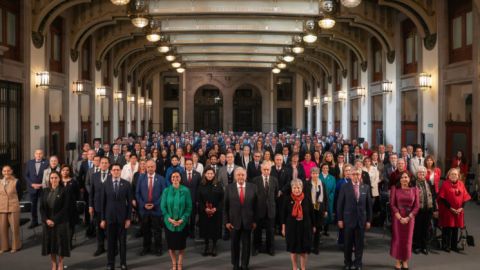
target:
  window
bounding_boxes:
[371,37,383,82]
[276,76,293,101]
[0,1,20,60]
[350,51,359,87]
[49,17,63,73]
[402,19,418,74]
[449,0,472,63]
[82,37,92,80]
[163,76,179,101]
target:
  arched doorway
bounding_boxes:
[194,85,223,133]
[233,85,262,132]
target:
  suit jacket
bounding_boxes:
[409,157,425,176]
[270,165,293,194]
[78,159,93,189]
[89,171,110,212]
[224,182,258,229]
[235,155,252,168]
[342,152,355,165]
[136,173,166,217]
[109,154,126,168]
[101,177,133,224]
[85,167,100,194]
[217,164,240,188]
[246,161,262,182]
[252,175,278,219]
[181,170,201,207]
[336,181,372,229]
[40,186,70,225]
[94,148,105,157]
[24,159,48,193]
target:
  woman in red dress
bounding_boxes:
[438,168,471,252]
[450,150,468,182]
[425,155,441,193]
[390,172,419,270]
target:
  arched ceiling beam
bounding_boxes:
[318,32,366,67]
[32,0,91,48]
[128,53,162,75]
[301,55,332,78]
[378,0,437,50]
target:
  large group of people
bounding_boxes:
[0,129,475,270]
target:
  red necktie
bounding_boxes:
[239,185,245,205]
[188,172,192,183]
[148,175,153,202]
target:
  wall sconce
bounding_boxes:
[418,73,432,91]
[128,95,136,103]
[146,99,153,107]
[382,80,392,93]
[352,86,366,97]
[36,71,50,89]
[304,99,311,107]
[96,86,107,98]
[338,91,347,101]
[72,80,88,95]
[114,91,124,100]
[313,96,320,105]
[138,97,145,105]
[323,96,332,103]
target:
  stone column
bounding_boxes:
[316,85,321,134]
[152,73,161,132]
[294,73,304,130]
[307,90,312,134]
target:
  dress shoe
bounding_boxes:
[94,248,106,257]
[28,223,39,229]
[106,265,114,270]
[139,248,151,256]
[251,248,258,256]
[343,265,351,270]
[413,248,420,254]
[312,248,319,255]
[120,264,128,270]
[268,249,275,256]
[421,248,428,255]
[211,243,217,257]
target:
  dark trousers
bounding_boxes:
[312,209,323,250]
[253,217,275,252]
[83,191,91,225]
[142,214,163,251]
[231,226,252,268]
[344,225,365,268]
[188,206,197,237]
[29,190,42,224]
[95,212,106,249]
[107,222,127,266]
[442,227,459,250]
[413,209,432,249]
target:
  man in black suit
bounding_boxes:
[181,158,201,238]
[270,154,292,234]
[224,168,258,270]
[93,138,105,157]
[281,146,290,166]
[79,149,96,225]
[89,157,110,256]
[337,168,373,270]
[109,144,126,168]
[252,163,278,256]
[24,149,48,228]
[100,164,133,270]
[246,151,262,182]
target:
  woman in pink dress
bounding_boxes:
[390,172,419,270]
[301,152,317,181]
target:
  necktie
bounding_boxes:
[88,160,92,168]
[239,185,245,205]
[255,162,258,170]
[148,176,153,202]
[264,177,269,193]
[228,166,232,174]
[188,172,192,183]
[101,172,106,182]
[354,184,360,201]
[418,158,421,165]
[114,180,119,197]
[114,155,118,162]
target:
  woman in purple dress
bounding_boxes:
[390,172,419,270]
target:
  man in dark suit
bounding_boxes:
[270,154,292,233]
[93,138,105,157]
[109,144,126,168]
[136,160,166,256]
[382,153,398,190]
[89,157,110,256]
[24,149,48,228]
[252,163,278,256]
[281,146,291,166]
[181,158,201,238]
[224,168,258,270]
[100,164,133,270]
[342,144,354,165]
[337,168,373,270]
[246,151,262,182]
[79,149,96,225]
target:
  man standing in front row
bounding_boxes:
[224,168,258,270]
[337,168,372,270]
[101,164,132,270]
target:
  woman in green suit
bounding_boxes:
[161,170,192,270]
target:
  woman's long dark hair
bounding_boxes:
[395,171,414,188]
[200,167,219,186]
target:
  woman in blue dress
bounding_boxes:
[319,163,336,236]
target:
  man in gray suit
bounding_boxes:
[109,144,126,168]
[252,162,278,256]
[218,152,240,189]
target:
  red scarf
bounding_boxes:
[291,192,304,220]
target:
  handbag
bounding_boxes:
[465,228,475,247]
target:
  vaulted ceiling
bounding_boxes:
[31,0,437,83]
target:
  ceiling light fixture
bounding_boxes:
[111,0,130,5]
[157,45,170,53]
[129,0,149,28]
[272,67,281,74]
[302,20,317,43]
[341,0,362,8]
[277,62,287,69]
[171,62,181,68]
[176,67,185,73]
[145,19,161,42]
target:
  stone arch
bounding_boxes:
[232,83,263,132]
[193,84,225,132]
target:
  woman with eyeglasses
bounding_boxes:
[438,168,471,252]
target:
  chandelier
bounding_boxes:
[302,21,317,43]
[341,0,362,8]
[129,0,149,28]
[145,19,161,42]
[111,0,130,5]
[292,35,304,54]
[318,0,337,30]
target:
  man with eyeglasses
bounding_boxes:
[247,151,263,182]
[337,168,373,270]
